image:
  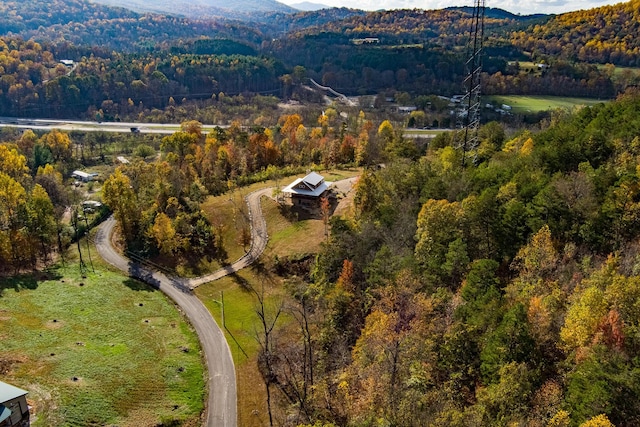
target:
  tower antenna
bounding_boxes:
[460,0,486,166]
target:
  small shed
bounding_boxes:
[282,172,331,207]
[0,381,29,427]
[71,170,98,182]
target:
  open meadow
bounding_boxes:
[0,261,205,426]
[487,95,608,113]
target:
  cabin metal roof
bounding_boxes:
[0,381,27,404]
[303,172,324,187]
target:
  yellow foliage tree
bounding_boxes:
[578,414,614,427]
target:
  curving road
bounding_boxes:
[188,187,271,288]
[95,179,356,426]
[95,218,237,427]
[94,187,274,426]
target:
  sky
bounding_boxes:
[278,0,626,16]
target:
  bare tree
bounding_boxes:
[320,196,330,240]
[253,281,284,427]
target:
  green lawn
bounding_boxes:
[487,95,608,114]
[0,264,204,427]
[195,267,282,427]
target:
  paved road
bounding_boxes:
[95,218,237,427]
[0,117,229,135]
[188,187,272,288]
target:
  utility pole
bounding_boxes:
[82,207,95,273]
[71,207,87,275]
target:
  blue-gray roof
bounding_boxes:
[0,381,28,404]
[304,172,324,187]
[282,171,332,197]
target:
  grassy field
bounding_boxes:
[487,95,608,114]
[201,167,360,268]
[0,262,205,427]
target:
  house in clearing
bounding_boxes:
[282,172,331,207]
[0,381,29,427]
[71,170,98,183]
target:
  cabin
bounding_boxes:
[282,172,331,207]
[71,170,98,183]
[0,381,29,427]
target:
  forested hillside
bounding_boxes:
[0,36,286,119]
[259,89,640,427]
[512,0,640,65]
[265,3,638,97]
[0,0,638,118]
[287,8,536,46]
[0,0,263,51]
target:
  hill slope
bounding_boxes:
[91,0,295,18]
[512,0,640,65]
[0,0,265,51]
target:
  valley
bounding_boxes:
[1,0,640,426]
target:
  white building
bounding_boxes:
[0,381,29,427]
[71,170,98,182]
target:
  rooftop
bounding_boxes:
[283,177,331,197]
[0,381,28,404]
[303,171,324,187]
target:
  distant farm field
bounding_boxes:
[487,95,608,113]
[0,264,205,427]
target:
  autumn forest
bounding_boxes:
[2,0,640,426]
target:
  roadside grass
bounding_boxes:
[404,128,450,137]
[0,261,205,427]
[486,95,608,113]
[194,266,284,427]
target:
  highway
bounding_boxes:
[0,117,451,138]
[0,117,227,134]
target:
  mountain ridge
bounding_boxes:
[289,2,331,11]
[90,0,295,18]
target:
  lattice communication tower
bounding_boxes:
[460,0,486,166]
